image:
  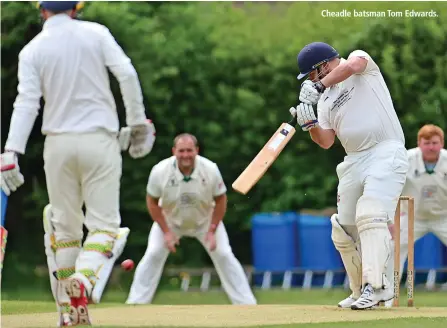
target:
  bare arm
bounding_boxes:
[309,126,336,149]
[146,195,170,233]
[321,56,368,88]
[208,194,227,233]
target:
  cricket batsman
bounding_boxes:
[289,42,409,309]
[126,133,257,305]
[385,124,447,307]
[1,1,156,325]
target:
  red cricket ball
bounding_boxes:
[121,259,135,271]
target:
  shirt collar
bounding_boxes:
[414,147,443,174]
[43,14,72,30]
[173,157,199,181]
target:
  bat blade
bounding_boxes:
[1,190,8,282]
[232,122,296,194]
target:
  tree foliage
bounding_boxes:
[1,1,446,282]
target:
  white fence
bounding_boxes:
[162,267,447,292]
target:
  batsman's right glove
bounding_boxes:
[119,120,156,159]
[289,103,318,131]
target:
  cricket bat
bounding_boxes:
[1,190,8,281]
[232,116,297,194]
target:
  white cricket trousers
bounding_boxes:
[43,131,122,241]
[126,221,257,305]
[334,140,408,289]
[336,140,409,225]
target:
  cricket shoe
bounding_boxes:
[337,294,359,308]
[350,283,394,310]
[65,273,92,326]
[57,313,74,327]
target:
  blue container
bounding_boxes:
[296,214,344,286]
[414,233,443,270]
[1,191,7,226]
[251,212,299,286]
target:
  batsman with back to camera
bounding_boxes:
[126,133,257,305]
[384,124,447,307]
[0,1,156,326]
[289,42,409,310]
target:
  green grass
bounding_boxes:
[261,318,447,328]
[2,288,447,327]
[3,287,447,310]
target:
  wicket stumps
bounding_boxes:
[393,196,415,307]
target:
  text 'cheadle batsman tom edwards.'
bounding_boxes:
[321,9,438,18]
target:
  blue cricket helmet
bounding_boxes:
[297,42,339,80]
[38,1,83,12]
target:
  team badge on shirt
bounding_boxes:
[421,185,437,199]
[180,192,197,206]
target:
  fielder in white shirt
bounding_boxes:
[0,2,156,326]
[385,124,447,307]
[290,42,409,310]
[126,134,257,305]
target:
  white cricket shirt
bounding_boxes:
[5,14,147,154]
[146,155,227,231]
[317,50,405,154]
[401,148,447,220]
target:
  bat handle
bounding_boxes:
[288,115,298,126]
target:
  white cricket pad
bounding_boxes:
[330,214,362,298]
[43,204,80,326]
[355,197,392,289]
[90,227,130,303]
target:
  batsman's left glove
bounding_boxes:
[299,80,326,105]
[118,120,156,159]
[1,152,24,196]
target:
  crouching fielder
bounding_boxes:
[1,1,156,326]
[385,124,447,307]
[291,42,409,309]
[126,134,257,305]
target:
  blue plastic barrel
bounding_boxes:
[1,191,7,226]
[296,214,344,286]
[251,212,298,285]
[414,233,443,270]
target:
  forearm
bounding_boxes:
[309,126,335,149]
[321,61,356,88]
[6,53,41,154]
[5,107,39,154]
[208,194,227,233]
[146,196,170,233]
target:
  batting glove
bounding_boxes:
[119,120,156,159]
[299,80,326,105]
[1,151,25,196]
[289,103,318,131]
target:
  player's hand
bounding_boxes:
[205,231,217,252]
[119,119,156,159]
[163,230,179,253]
[289,103,318,131]
[1,151,24,196]
[299,80,326,105]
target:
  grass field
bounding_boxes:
[2,288,447,327]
